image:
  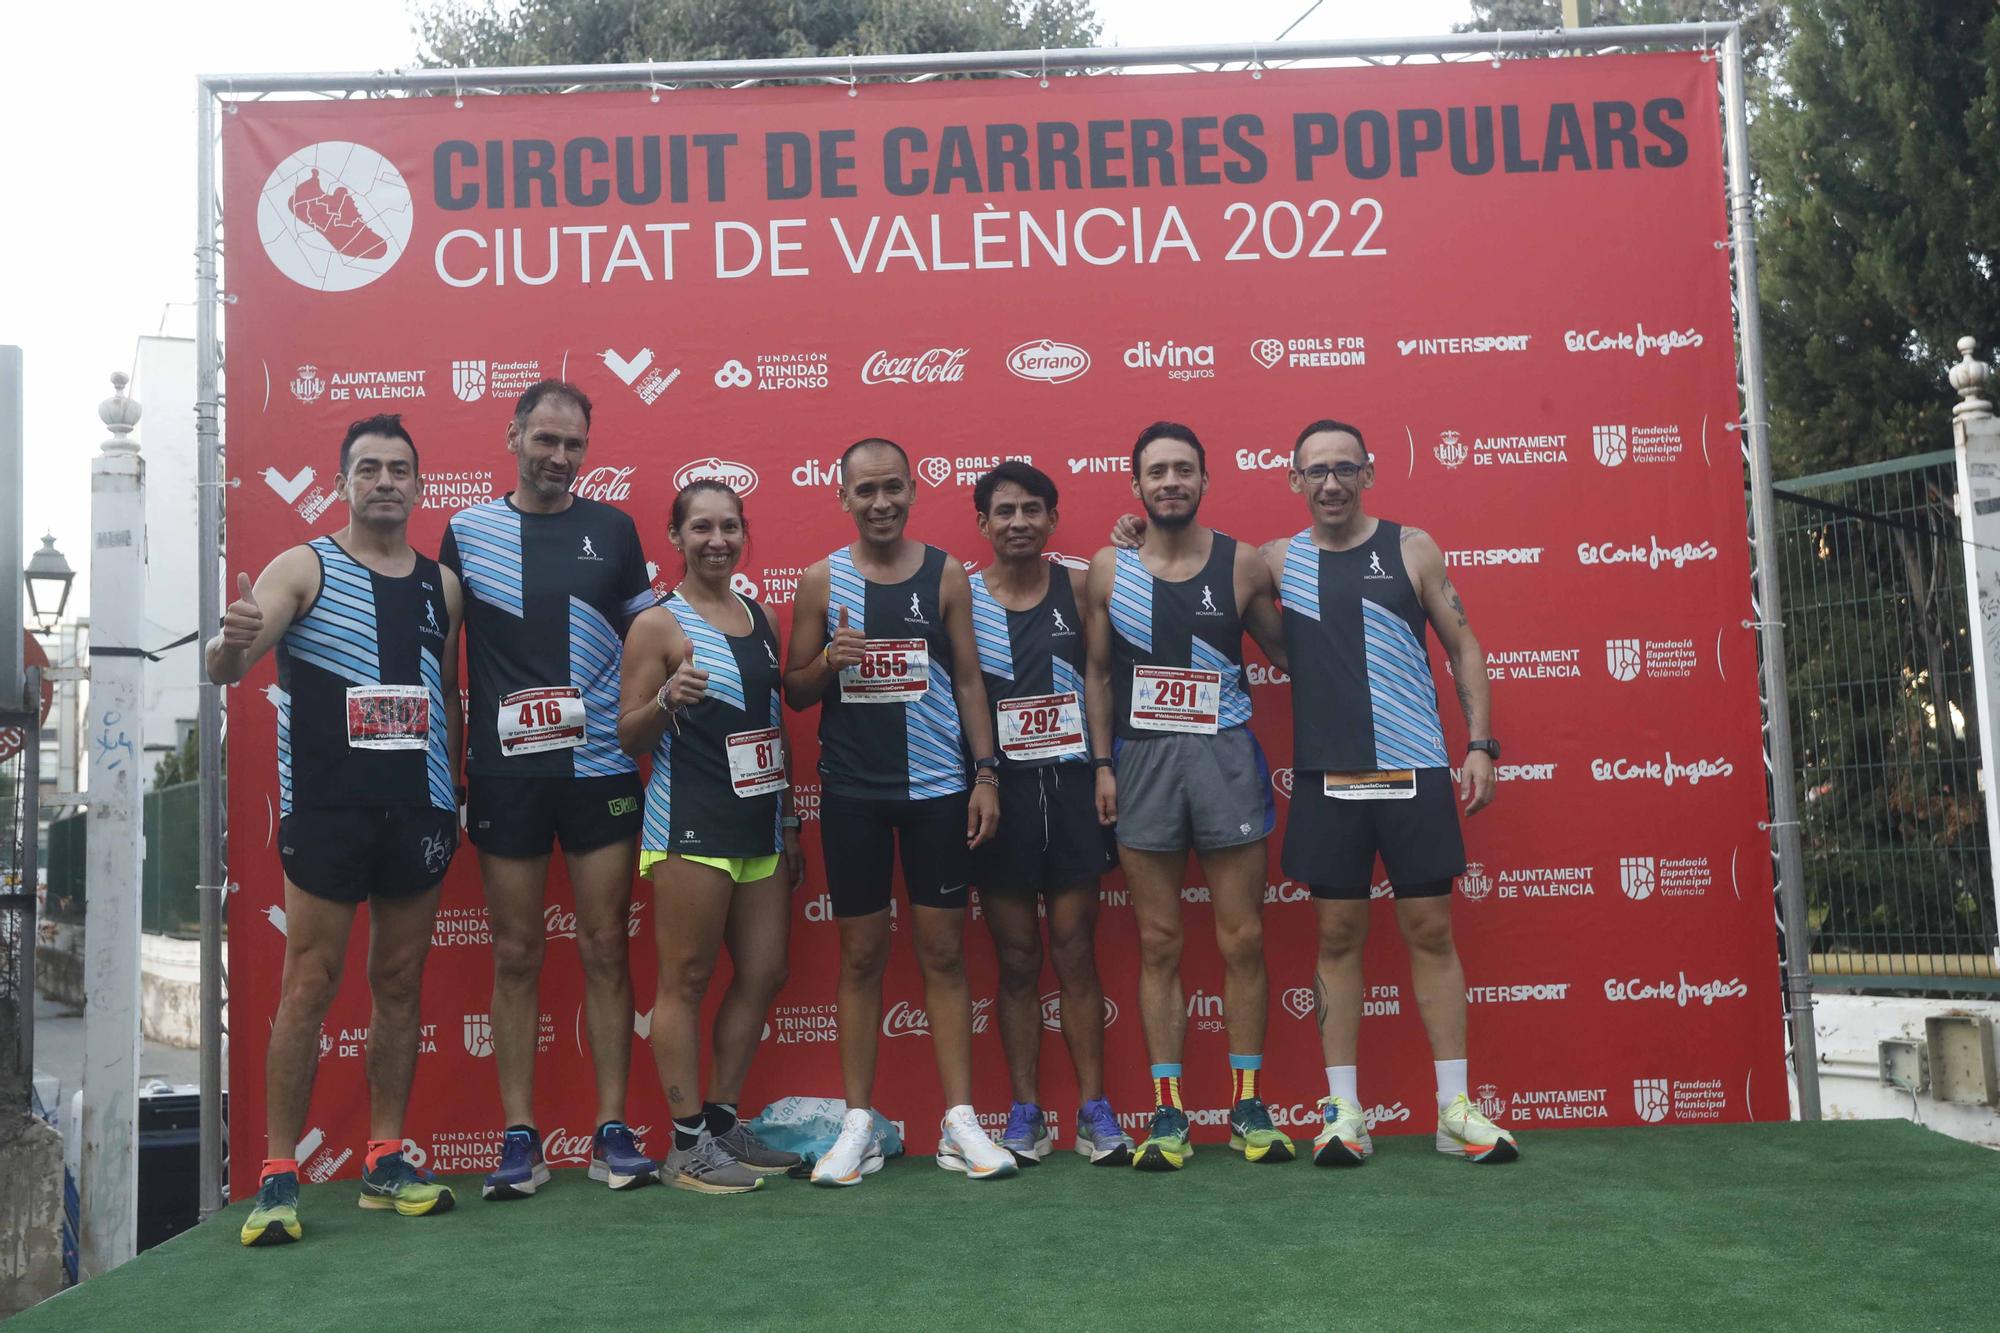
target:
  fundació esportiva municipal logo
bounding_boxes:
[257,141,413,292]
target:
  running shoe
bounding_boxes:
[358,1152,456,1216]
[482,1127,550,1201]
[1073,1097,1134,1167]
[665,1136,765,1195]
[810,1108,886,1187]
[588,1121,659,1190]
[1312,1095,1372,1167]
[999,1101,1052,1166]
[936,1105,1019,1179]
[240,1169,302,1247]
[712,1121,802,1176]
[1437,1094,1520,1164]
[1132,1104,1192,1172]
[1229,1098,1296,1163]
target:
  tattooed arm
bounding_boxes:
[1403,526,1494,814]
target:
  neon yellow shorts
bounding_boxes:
[639,850,781,885]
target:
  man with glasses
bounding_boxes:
[1274,419,1514,1167]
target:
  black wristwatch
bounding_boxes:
[1091,757,1114,771]
[1466,739,1501,762]
[973,756,1000,772]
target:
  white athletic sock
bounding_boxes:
[1325,1065,1359,1105]
[1435,1058,1468,1111]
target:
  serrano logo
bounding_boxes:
[672,457,758,496]
[257,141,413,292]
[1039,992,1119,1032]
[1007,339,1091,384]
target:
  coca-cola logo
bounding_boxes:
[545,901,645,940]
[1007,339,1091,384]
[573,465,635,501]
[861,348,967,386]
[883,997,993,1037]
[672,456,759,497]
[542,1124,653,1166]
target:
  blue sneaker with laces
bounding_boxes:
[482,1127,550,1201]
[589,1121,659,1190]
[1074,1097,1135,1167]
[998,1101,1051,1166]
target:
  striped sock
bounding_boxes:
[1229,1053,1263,1105]
[1150,1063,1184,1111]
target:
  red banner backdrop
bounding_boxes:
[221,52,1784,1192]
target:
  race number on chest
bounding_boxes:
[725,726,786,798]
[346,685,431,750]
[499,686,586,755]
[997,691,1086,761]
[840,638,930,703]
[1129,666,1221,735]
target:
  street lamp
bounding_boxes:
[24,532,74,633]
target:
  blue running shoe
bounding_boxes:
[999,1101,1051,1166]
[589,1121,659,1190]
[482,1127,549,1201]
[1074,1097,1135,1167]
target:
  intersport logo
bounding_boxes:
[1604,972,1749,1006]
[672,456,758,496]
[1008,339,1091,384]
[861,348,966,385]
[572,465,636,502]
[1576,537,1719,570]
[1589,754,1734,787]
[1396,334,1531,357]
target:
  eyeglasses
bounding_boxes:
[1297,462,1365,485]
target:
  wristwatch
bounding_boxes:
[973,756,1000,772]
[1466,739,1501,761]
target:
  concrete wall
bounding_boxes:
[0,1115,66,1317]
[36,926,201,1050]
[1814,994,2000,1148]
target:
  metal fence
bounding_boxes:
[45,780,210,939]
[1772,450,2000,991]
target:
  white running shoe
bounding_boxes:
[936,1105,1020,1179]
[810,1108,886,1187]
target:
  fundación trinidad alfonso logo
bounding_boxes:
[257,141,413,292]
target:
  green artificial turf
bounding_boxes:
[15,1121,1998,1331]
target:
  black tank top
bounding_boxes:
[1279,520,1448,772]
[971,563,1089,770]
[1106,533,1253,741]
[276,536,453,813]
[643,592,784,857]
[818,544,966,800]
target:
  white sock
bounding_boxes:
[1325,1065,1358,1105]
[1435,1058,1468,1110]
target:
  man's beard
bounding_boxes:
[1142,498,1199,530]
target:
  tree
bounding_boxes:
[1459,1,1787,79]
[415,0,1100,71]
[152,727,201,789]
[1754,1,2000,476]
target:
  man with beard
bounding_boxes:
[208,415,462,1243]
[783,438,1016,1186]
[440,381,660,1199]
[1083,422,1292,1172]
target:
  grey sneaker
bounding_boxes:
[712,1121,802,1175]
[666,1136,765,1195]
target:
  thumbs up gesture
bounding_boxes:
[665,642,710,709]
[825,604,866,671]
[222,572,264,649]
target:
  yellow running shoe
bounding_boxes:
[1312,1096,1372,1167]
[1436,1094,1520,1164]
[1132,1105,1193,1172]
[240,1169,302,1246]
[358,1151,457,1215]
[1228,1098,1296,1163]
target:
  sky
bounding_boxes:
[0,0,1472,617]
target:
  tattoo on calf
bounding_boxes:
[1313,975,1328,1030]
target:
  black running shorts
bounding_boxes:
[821,790,972,917]
[1281,766,1466,898]
[971,763,1113,896]
[467,773,643,858]
[280,806,460,903]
